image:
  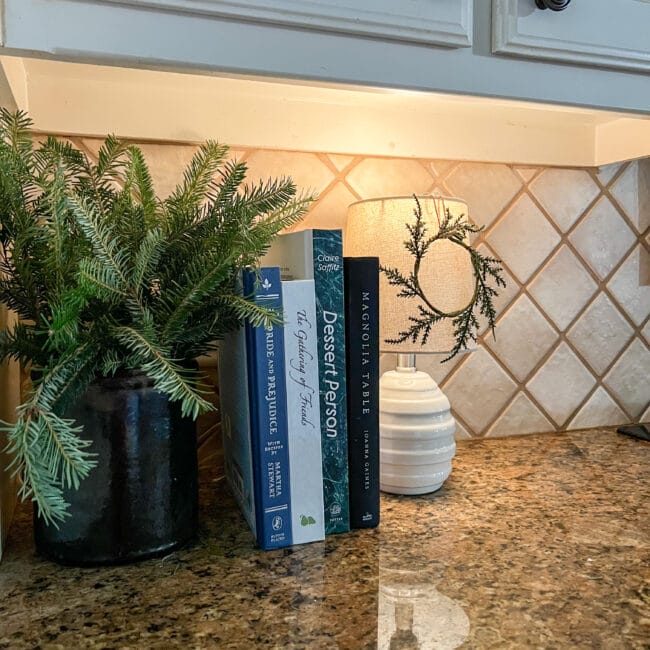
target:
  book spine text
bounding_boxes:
[283,279,325,544]
[243,268,293,549]
[344,257,380,529]
[312,231,350,534]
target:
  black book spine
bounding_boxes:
[344,257,380,529]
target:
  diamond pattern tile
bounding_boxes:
[379,353,394,379]
[306,181,358,232]
[477,244,519,335]
[427,184,450,199]
[529,169,599,232]
[642,245,650,286]
[642,321,650,345]
[641,405,650,423]
[485,295,557,381]
[445,163,522,228]
[327,154,356,172]
[567,294,634,375]
[78,137,106,162]
[379,352,465,388]
[451,417,472,441]
[428,160,458,180]
[244,150,335,194]
[419,352,465,388]
[607,245,650,326]
[527,343,596,426]
[488,194,561,284]
[610,159,650,234]
[568,387,628,430]
[603,339,650,419]
[570,197,636,280]
[443,347,517,435]
[230,149,249,163]
[528,247,598,331]
[513,166,539,184]
[84,139,203,199]
[346,157,433,198]
[485,392,553,438]
[596,163,622,187]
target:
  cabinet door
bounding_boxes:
[102,0,473,47]
[493,0,650,72]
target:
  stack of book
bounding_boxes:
[218,229,380,550]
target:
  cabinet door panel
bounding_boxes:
[94,0,472,48]
[493,0,650,72]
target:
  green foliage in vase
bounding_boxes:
[381,195,506,361]
[0,110,312,525]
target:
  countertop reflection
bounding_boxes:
[1,428,648,649]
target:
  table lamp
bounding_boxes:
[346,196,475,495]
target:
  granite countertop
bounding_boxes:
[1,428,648,649]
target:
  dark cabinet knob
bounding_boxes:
[535,0,572,10]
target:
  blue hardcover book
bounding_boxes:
[219,326,257,538]
[264,230,350,534]
[220,268,293,550]
[242,268,293,549]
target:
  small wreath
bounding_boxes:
[381,195,506,361]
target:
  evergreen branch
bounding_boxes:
[131,227,165,291]
[0,108,33,157]
[4,417,71,526]
[4,412,96,526]
[165,141,229,216]
[113,325,213,419]
[235,176,298,216]
[95,135,129,185]
[0,322,43,366]
[220,292,282,329]
[3,344,98,524]
[208,159,248,215]
[126,145,158,226]
[38,162,71,294]
[159,258,234,342]
[46,287,89,351]
[384,305,446,347]
[67,193,128,288]
[34,136,87,185]
[78,258,126,301]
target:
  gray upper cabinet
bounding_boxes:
[493,0,650,72]
[106,0,474,48]
[1,0,649,113]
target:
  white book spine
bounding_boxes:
[282,279,325,544]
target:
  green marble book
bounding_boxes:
[264,230,350,534]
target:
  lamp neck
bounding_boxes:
[396,353,416,372]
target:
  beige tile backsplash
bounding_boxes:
[73,138,650,438]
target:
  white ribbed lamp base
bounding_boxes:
[380,367,456,495]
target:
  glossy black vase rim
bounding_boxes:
[90,362,198,390]
[30,368,156,389]
[93,370,156,391]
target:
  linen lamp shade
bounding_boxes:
[345,196,475,355]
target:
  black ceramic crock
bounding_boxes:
[33,371,199,566]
